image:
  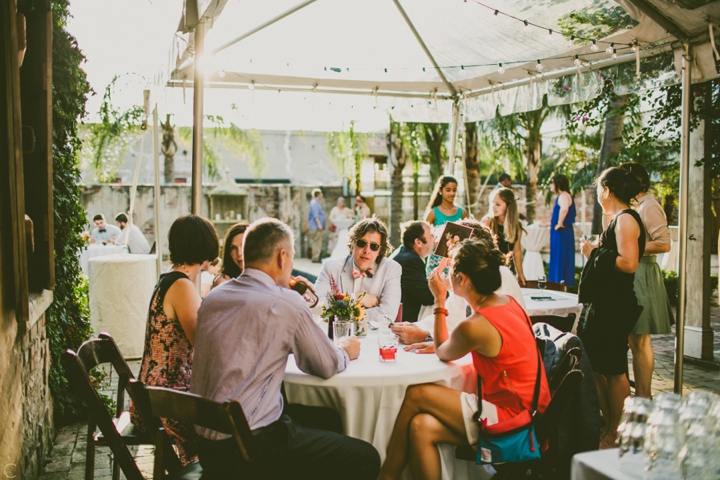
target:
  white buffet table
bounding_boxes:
[572,449,641,480]
[88,254,157,359]
[284,335,492,480]
[521,224,550,281]
[79,244,125,275]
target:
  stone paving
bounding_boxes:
[38,304,720,479]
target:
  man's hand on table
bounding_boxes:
[360,293,379,308]
[390,322,429,344]
[404,341,435,354]
[337,336,361,360]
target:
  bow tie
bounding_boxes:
[98,229,106,233]
[352,268,373,279]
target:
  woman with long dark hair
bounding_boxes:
[549,174,576,286]
[213,222,249,287]
[481,188,526,285]
[424,175,468,274]
[621,162,674,399]
[579,167,644,449]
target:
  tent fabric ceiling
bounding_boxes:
[168,0,720,125]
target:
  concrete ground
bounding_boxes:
[38,258,720,479]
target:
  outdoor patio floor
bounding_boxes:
[39,298,720,479]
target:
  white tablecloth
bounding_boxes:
[330,217,356,259]
[521,225,550,281]
[88,254,157,359]
[284,335,493,480]
[572,449,642,480]
[79,244,125,275]
[522,288,583,334]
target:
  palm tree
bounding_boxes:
[421,123,449,187]
[161,114,177,183]
[387,120,421,246]
[463,122,481,217]
[325,121,369,194]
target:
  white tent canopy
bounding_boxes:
[168,0,719,125]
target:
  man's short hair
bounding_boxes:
[115,212,129,224]
[347,216,392,263]
[168,215,219,265]
[401,221,429,249]
[243,218,294,266]
[498,173,511,183]
[93,213,105,222]
[312,188,322,198]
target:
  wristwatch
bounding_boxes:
[424,334,433,342]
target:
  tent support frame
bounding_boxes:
[191,20,205,216]
[674,42,692,394]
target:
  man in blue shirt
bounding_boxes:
[308,188,325,263]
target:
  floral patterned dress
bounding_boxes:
[130,271,198,465]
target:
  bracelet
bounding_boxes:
[433,307,449,316]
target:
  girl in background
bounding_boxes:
[424,175,468,275]
[481,188,526,285]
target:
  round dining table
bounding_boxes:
[521,224,550,281]
[78,244,125,275]
[284,333,494,480]
[522,288,583,334]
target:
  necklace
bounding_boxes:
[173,264,191,277]
[475,293,489,309]
[438,203,455,214]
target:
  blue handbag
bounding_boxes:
[474,314,543,465]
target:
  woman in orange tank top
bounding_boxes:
[378,238,550,480]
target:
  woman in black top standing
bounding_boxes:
[579,167,645,449]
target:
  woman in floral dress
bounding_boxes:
[130,214,219,465]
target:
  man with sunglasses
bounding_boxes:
[315,216,401,325]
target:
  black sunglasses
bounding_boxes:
[356,239,380,252]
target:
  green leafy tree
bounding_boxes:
[177,116,267,181]
[325,121,369,194]
[388,120,422,246]
[421,123,449,187]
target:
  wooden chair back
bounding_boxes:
[62,333,146,480]
[524,280,567,292]
[530,314,577,334]
[128,380,259,464]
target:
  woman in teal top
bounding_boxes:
[425,176,468,274]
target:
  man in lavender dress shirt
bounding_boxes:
[191,217,380,479]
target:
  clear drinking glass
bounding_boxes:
[644,409,684,480]
[332,321,353,346]
[537,275,547,297]
[377,333,398,362]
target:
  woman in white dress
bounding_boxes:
[328,197,355,258]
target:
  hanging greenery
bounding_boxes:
[46,0,94,421]
[325,121,370,194]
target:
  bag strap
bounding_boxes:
[473,300,542,422]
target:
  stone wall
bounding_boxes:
[0,290,54,480]
[80,184,345,260]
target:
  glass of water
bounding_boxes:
[537,275,547,298]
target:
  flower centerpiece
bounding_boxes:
[321,273,367,337]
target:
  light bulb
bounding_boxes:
[218,69,226,78]
[535,60,544,72]
[590,40,598,52]
[248,81,255,90]
[612,49,618,59]
[497,63,505,75]
[566,35,575,48]
[606,43,614,54]
[574,56,582,66]
[631,43,638,52]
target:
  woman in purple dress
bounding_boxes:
[549,174,576,286]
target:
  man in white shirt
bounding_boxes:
[90,213,121,244]
[114,213,151,253]
[315,216,401,326]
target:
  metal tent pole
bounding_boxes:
[674,42,692,394]
[448,100,460,175]
[153,105,162,278]
[191,20,205,216]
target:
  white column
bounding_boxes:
[191,20,205,216]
